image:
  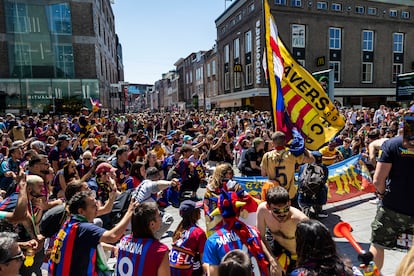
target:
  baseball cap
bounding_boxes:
[183,135,192,142]
[179,200,203,216]
[166,135,173,140]
[96,163,117,175]
[58,134,71,141]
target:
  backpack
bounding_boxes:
[298,163,327,198]
[110,189,133,227]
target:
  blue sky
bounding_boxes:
[112,1,234,84]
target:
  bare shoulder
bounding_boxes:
[290,206,308,222]
[257,202,268,213]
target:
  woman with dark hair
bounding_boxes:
[51,159,79,199]
[291,219,354,276]
[145,151,164,179]
[116,202,170,276]
[122,161,146,190]
[170,200,207,276]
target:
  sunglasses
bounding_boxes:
[2,251,24,263]
[272,205,290,215]
[83,157,92,160]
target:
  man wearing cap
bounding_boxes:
[0,146,22,197]
[110,147,131,187]
[239,137,264,176]
[48,134,76,173]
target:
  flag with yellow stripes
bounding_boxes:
[264,0,345,150]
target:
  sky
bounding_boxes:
[112,1,234,85]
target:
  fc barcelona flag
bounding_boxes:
[263,0,345,150]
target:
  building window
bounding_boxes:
[5,2,28,33]
[389,9,397,17]
[275,0,287,5]
[331,3,342,12]
[392,64,403,83]
[401,11,410,19]
[54,44,74,78]
[14,43,31,66]
[234,38,240,59]
[355,6,365,14]
[298,60,305,66]
[207,63,211,77]
[367,7,377,15]
[245,31,252,53]
[224,44,229,63]
[234,73,241,88]
[248,3,255,12]
[212,60,216,75]
[189,71,193,83]
[47,3,72,34]
[362,30,374,51]
[292,24,305,48]
[362,63,373,83]
[329,61,341,83]
[291,0,302,7]
[393,33,404,53]
[329,27,341,49]
[224,72,230,90]
[317,1,327,10]
[246,64,253,85]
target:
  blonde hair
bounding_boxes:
[209,163,233,190]
[396,246,414,276]
[27,175,44,187]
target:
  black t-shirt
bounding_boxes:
[241,147,262,170]
[184,120,195,136]
[379,136,414,216]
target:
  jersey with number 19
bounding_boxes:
[116,234,169,276]
[261,149,304,199]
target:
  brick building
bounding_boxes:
[0,0,123,114]
[213,0,414,110]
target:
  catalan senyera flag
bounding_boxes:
[263,0,345,150]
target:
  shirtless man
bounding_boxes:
[256,186,308,273]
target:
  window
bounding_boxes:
[389,9,397,17]
[189,71,193,83]
[248,3,255,13]
[234,72,241,88]
[393,33,404,53]
[5,2,28,33]
[355,6,365,14]
[234,38,240,59]
[245,31,252,53]
[224,44,229,63]
[331,3,342,12]
[186,73,189,84]
[291,0,302,7]
[212,60,216,75]
[207,63,211,77]
[224,72,230,90]
[246,64,253,85]
[329,27,341,49]
[362,63,373,83]
[14,43,31,65]
[298,60,305,67]
[401,11,410,19]
[362,30,374,51]
[329,61,341,83]
[54,44,74,78]
[47,3,72,34]
[292,24,305,48]
[275,0,287,5]
[392,64,403,83]
[367,7,377,15]
[317,1,327,10]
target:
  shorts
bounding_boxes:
[371,205,414,249]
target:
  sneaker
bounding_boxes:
[369,198,380,204]
[317,210,329,218]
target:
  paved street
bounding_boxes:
[160,190,407,276]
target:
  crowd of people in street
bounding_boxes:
[0,102,413,276]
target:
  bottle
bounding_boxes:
[24,248,34,267]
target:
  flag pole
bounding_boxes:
[262,0,276,132]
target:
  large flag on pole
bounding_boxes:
[263,0,345,150]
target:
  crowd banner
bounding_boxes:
[235,154,375,203]
[263,0,345,150]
